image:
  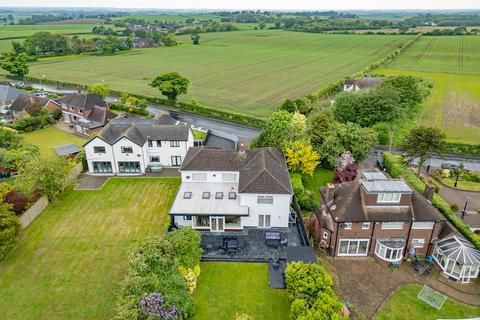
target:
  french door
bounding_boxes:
[210,216,224,232]
[259,214,271,228]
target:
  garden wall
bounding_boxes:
[67,162,83,183]
[19,195,48,228]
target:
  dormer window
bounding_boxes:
[202,192,210,199]
[377,193,401,204]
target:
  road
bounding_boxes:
[372,146,480,172]
[20,82,262,141]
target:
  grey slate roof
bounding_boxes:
[437,236,480,265]
[361,172,388,180]
[360,179,412,193]
[53,143,81,156]
[10,93,48,113]
[181,147,292,195]
[75,105,117,129]
[87,114,191,146]
[357,77,384,89]
[61,93,107,110]
[0,85,24,104]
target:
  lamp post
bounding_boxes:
[461,196,470,220]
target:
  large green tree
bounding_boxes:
[0,51,29,79]
[149,72,190,104]
[401,126,446,176]
[2,144,39,170]
[0,127,22,149]
[87,83,110,98]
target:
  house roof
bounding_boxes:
[357,77,384,89]
[53,143,81,157]
[437,236,480,265]
[361,172,388,180]
[87,115,191,146]
[10,93,48,113]
[75,105,117,129]
[321,178,446,223]
[181,147,292,195]
[0,85,24,104]
[61,92,107,110]
[360,179,412,193]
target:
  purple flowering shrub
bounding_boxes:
[139,292,178,319]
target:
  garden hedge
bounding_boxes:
[382,152,480,249]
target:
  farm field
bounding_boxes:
[0,178,179,320]
[378,36,480,144]
[113,13,221,22]
[0,24,102,39]
[193,262,289,320]
[25,30,412,117]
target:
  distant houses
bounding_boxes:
[125,22,184,33]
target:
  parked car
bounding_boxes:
[441,162,459,170]
[34,92,47,98]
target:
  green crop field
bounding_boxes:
[113,13,221,22]
[24,30,412,117]
[378,36,480,144]
[0,24,102,40]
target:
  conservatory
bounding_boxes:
[432,236,480,284]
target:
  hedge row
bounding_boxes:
[290,173,319,211]
[382,152,480,250]
[443,142,480,157]
[23,76,266,128]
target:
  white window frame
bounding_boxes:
[377,193,401,204]
[375,242,404,262]
[381,222,404,230]
[170,140,180,147]
[192,172,207,182]
[412,221,434,230]
[362,222,370,230]
[121,146,133,154]
[337,239,370,256]
[222,172,238,182]
[412,239,425,248]
[258,214,271,228]
[93,146,106,154]
[149,155,160,163]
[323,232,329,239]
[257,196,273,205]
[343,222,352,230]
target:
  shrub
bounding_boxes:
[4,190,27,214]
[138,292,179,319]
[0,202,21,260]
[165,227,202,269]
[0,126,22,149]
[425,177,441,193]
[334,163,358,183]
[372,122,390,145]
[2,143,39,170]
[450,204,459,212]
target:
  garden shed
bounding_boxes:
[432,236,480,284]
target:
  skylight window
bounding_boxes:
[215,192,223,199]
[183,192,192,199]
[228,192,237,200]
[202,192,210,199]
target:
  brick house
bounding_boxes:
[314,171,447,263]
[9,93,61,121]
[60,92,116,136]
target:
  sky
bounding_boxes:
[2,0,479,10]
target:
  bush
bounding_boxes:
[0,127,22,149]
[291,173,319,211]
[425,177,441,193]
[372,122,390,145]
[4,190,27,214]
[334,163,358,183]
[0,202,21,260]
[382,152,480,250]
[450,204,459,212]
[165,227,202,269]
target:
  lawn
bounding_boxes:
[375,284,480,320]
[377,36,480,145]
[22,126,87,159]
[25,31,412,117]
[0,178,179,319]
[192,262,290,320]
[302,167,335,204]
[439,177,480,192]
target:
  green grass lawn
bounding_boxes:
[375,284,480,320]
[23,126,87,159]
[192,262,290,320]
[302,167,335,204]
[439,177,480,191]
[0,178,179,319]
[24,31,412,117]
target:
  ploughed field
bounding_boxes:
[378,36,480,144]
[26,30,412,117]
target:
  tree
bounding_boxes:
[0,51,29,79]
[125,37,133,49]
[251,110,294,150]
[191,32,200,45]
[2,143,39,170]
[285,141,320,175]
[0,127,22,149]
[400,126,446,176]
[0,202,21,259]
[87,83,110,98]
[149,72,190,104]
[258,22,266,30]
[451,162,465,188]
[15,157,72,200]
[279,99,297,113]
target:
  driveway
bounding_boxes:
[438,184,480,211]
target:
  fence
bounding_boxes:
[292,196,311,247]
[19,196,49,228]
[67,162,83,183]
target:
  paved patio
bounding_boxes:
[319,254,480,319]
[75,174,109,190]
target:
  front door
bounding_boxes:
[210,216,224,232]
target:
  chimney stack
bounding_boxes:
[325,183,336,206]
[423,183,436,202]
[238,143,246,157]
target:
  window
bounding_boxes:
[257,196,273,204]
[183,215,192,221]
[121,146,133,153]
[343,222,352,230]
[150,155,160,163]
[362,222,370,230]
[323,232,329,239]
[375,241,404,262]
[170,140,180,147]
[148,140,153,147]
[338,239,369,256]
[118,161,141,173]
[192,172,207,181]
[156,140,162,147]
[171,156,182,166]
[215,192,223,199]
[225,216,241,228]
[381,222,404,230]
[222,173,238,182]
[412,221,434,229]
[228,192,237,200]
[202,192,210,199]
[412,239,425,248]
[93,146,106,153]
[183,192,192,199]
[378,193,401,203]
[92,161,112,173]
[259,214,271,228]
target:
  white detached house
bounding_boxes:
[170,147,293,232]
[84,114,194,175]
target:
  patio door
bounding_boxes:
[210,216,224,232]
[259,214,271,228]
